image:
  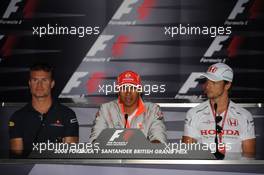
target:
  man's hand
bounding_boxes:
[63,136,79,143]
[242,138,256,158]
[182,136,197,143]
[151,140,161,143]
[10,138,23,155]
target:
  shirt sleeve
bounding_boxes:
[240,111,256,140]
[147,105,167,144]
[63,108,79,138]
[89,105,108,143]
[183,109,200,140]
[9,111,23,139]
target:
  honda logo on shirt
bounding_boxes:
[227,118,239,127]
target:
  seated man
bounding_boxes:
[89,70,167,143]
[182,63,256,159]
[9,63,79,157]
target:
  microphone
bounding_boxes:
[124,114,128,128]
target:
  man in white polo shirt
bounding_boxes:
[182,63,256,159]
[89,70,167,143]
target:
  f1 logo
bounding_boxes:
[112,0,138,20]
[3,0,22,18]
[109,130,124,142]
[204,36,229,57]
[228,0,250,20]
[178,73,202,94]
[86,35,114,56]
[61,72,89,94]
[1,0,22,42]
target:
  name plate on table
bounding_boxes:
[29,129,215,160]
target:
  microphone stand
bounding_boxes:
[213,103,225,160]
[124,114,128,128]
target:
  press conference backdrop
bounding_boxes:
[1,0,264,175]
[0,0,264,103]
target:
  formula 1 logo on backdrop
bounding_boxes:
[0,0,38,62]
[109,0,156,25]
[60,72,89,98]
[175,72,204,101]
[82,34,131,62]
[200,36,230,63]
[200,0,263,63]
[225,0,262,25]
[0,0,22,61]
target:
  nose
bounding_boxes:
[125,89,132,95]
[36,80,44,87]
[205,80,214,90]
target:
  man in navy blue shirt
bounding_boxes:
[9,63,79,157]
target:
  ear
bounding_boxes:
[225,82,232,91]
[51,80,55,89]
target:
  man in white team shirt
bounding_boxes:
[89,70,167,143]
[182,63,256,159]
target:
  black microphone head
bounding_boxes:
[124,114,128,129]
[215,116,223,123]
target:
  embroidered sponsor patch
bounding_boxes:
[227,118,238,127]
[70,118,77,123]
[50,120,64,127]
[9,121,15,127]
